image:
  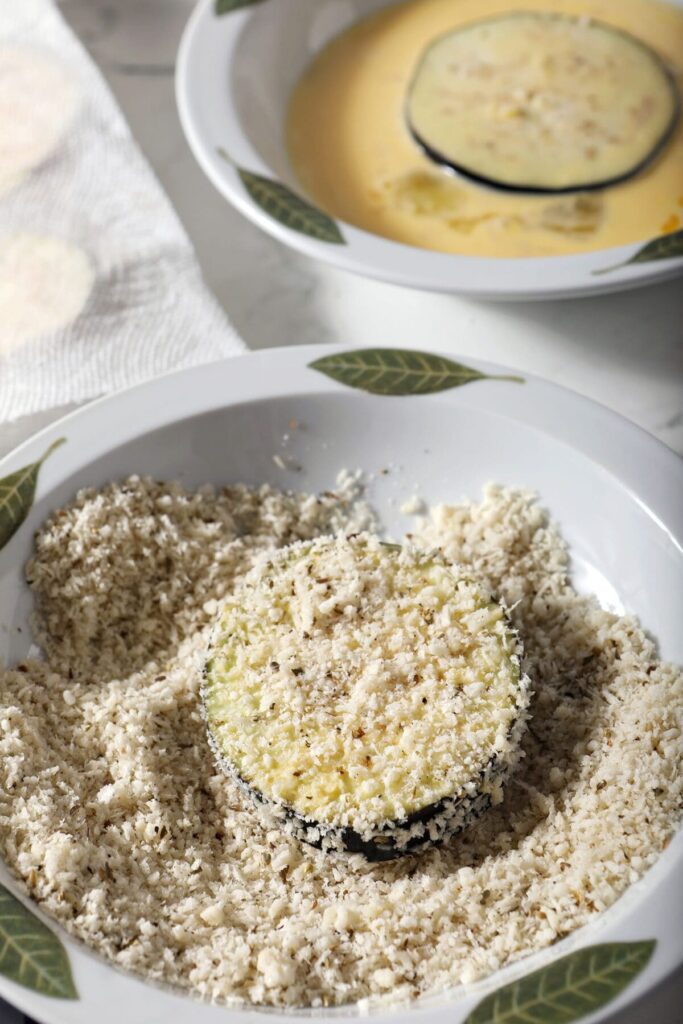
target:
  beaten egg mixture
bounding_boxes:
[287,0,683,257]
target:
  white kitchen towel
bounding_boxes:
[0,0,245,423]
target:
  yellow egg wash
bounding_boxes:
[286,0,683,257]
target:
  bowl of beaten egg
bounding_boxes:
[176,0,683,297]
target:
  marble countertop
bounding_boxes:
[0,1,681,1021]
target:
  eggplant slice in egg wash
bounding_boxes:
[406,12,679,193]
[203,534,531,860]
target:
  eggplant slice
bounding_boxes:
[406,12,679,193]
[203,534,530,861]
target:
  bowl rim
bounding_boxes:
[0,345,682,1023]
[175,0,683,299]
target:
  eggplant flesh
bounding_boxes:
[202,535,531,860]
[406,13,679,194]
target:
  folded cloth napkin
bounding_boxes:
[0,0,245,423]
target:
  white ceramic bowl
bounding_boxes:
[0,345,681,1023]
[176,0,683,299]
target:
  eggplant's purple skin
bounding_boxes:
[405,13,680,195]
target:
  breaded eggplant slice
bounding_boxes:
[406,12,679,193]
[203,534,530,860]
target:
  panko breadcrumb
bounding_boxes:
[0,478,681,1009]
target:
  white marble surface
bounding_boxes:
[0,1,681,1022]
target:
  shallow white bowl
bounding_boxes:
[176,0,683,299]
[0,346,682,1023]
